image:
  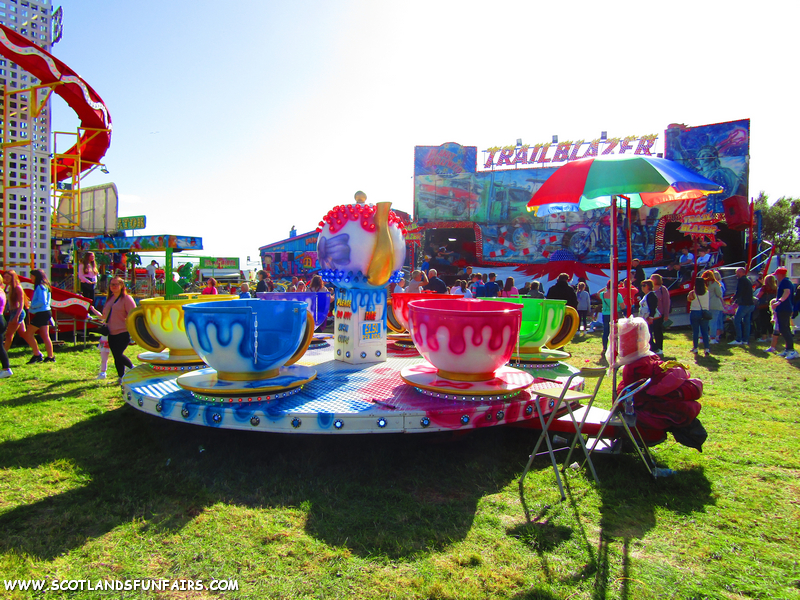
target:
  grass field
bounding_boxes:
[0,328,799,599]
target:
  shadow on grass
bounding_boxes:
[511,449,714,600]
[507,505,575,589]
[0,380,96,408]
[594,459,713,600]
[0,407,540,561]
[593,459,714,538]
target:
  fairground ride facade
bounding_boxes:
[411,119,751,290]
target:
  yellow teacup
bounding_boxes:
[126,294,237,357]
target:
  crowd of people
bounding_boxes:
[250,271,328,296]
[2,253,799,383]
[388,261,800,361]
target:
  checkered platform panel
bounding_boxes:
[121,344,582,435]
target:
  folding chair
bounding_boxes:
[582,376,659,478]
[518,367,606,517]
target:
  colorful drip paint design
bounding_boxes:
[409,304,520,356]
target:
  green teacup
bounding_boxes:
[493,297,575,354]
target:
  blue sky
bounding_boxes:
[50,0,799,267]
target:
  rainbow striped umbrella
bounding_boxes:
[526,155,723,365]
[527,155,722,213]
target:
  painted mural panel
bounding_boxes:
[414,159,665,264]
[413,168,560,225]
[413,130,743,267]
[480,168,557,225]
[479,205,660,265]
[259,231,320,279]
[414,173,484,222]
[665,119,750,213]
[75,235,202,252]
[414,142,477,177]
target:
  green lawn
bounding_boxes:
[0,330,798,599]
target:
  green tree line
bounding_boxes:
[754,193,800,254]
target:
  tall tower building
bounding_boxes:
[0,0,60,275]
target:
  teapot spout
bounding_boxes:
[366,201,395,287]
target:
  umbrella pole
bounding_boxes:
[626,196,632,308]
[610,196,619,382]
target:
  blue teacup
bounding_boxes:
[256,291,331,330]
[183,299,314,381]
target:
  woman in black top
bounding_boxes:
[255,270,269,294]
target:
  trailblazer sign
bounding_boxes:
[482,135,659,169]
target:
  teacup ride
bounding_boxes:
[127,293,238,372]
[493,297,579,365]
[256,291,332,349]
[400,298,535,400]
[388,292,460,350]
[175,299,317,401]
[121,300,585,436]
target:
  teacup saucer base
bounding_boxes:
[509,348,570,363]
[137,350,206,371]
[400,362,534,398]
[309,334,331,349]
[391,340,417,351]
[387,333,415,349]
[176,365,317,398]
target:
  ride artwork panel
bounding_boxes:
[414,165,670,265]
[259,230,320,280]
[479,206,660,265]
[412,134,736,267]
[665,119,750,213]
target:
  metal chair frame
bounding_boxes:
[518,367,606,516]
[583,376,658,478]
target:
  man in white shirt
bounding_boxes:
[679,247,694,265]
[679,248,695,279]
[696,249,711,268]
[145,260,158,297]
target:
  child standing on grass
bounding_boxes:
[96,334,111,380]
[764,302,781,354]
[24,269,56,364]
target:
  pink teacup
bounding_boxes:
[407,298,523,382]
[390,292,461,333]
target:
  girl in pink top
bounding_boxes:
[3,270,28,352]
[500,277,520,297]
[202,277,219,295]
[79,252,99,304]
[101,277,137,381]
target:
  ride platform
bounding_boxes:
[121,344,583,435]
